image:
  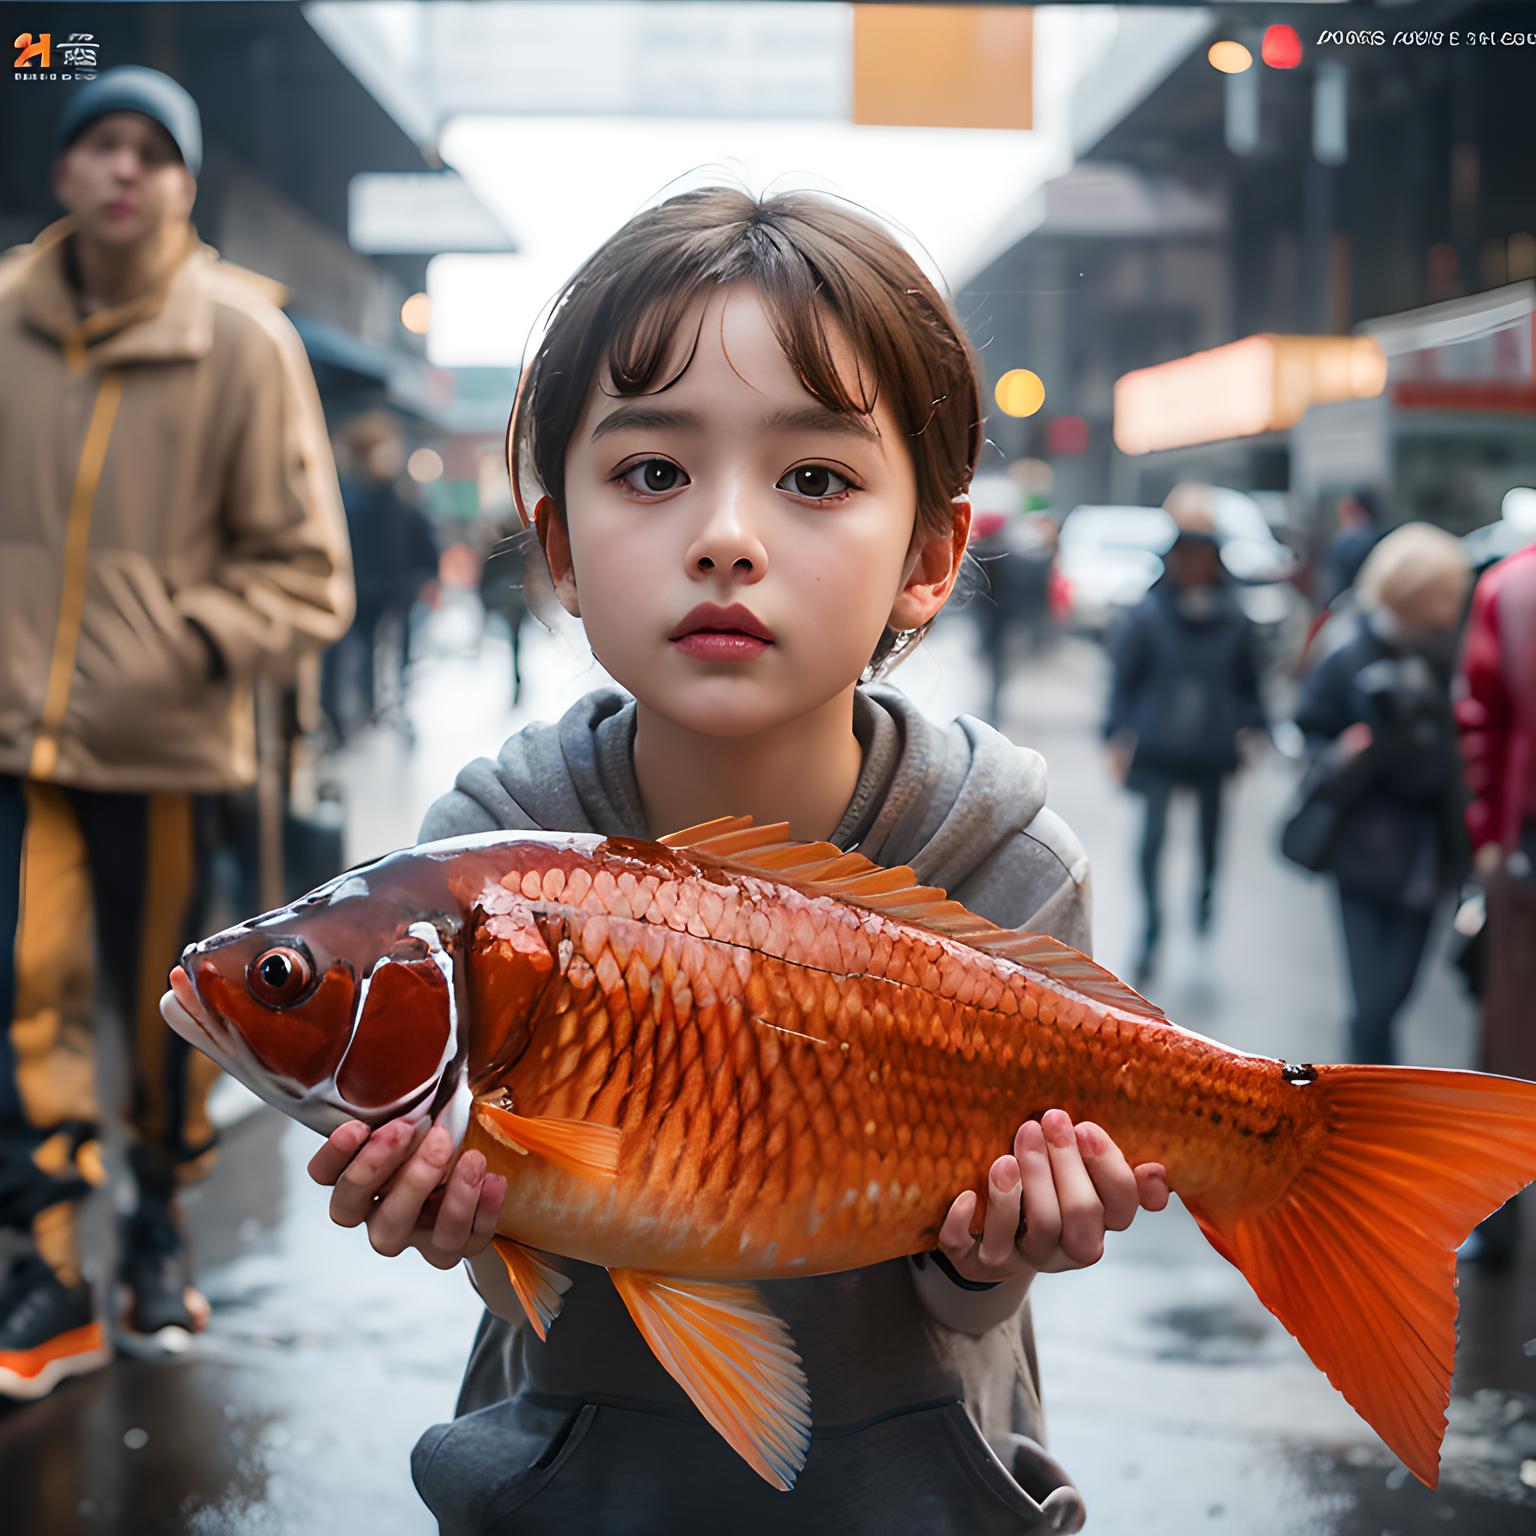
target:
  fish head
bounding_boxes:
[160,857,474,1140]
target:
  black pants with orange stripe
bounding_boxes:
[0,775,220,1279]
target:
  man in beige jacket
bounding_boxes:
[0,66,353,1398]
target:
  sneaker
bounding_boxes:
[117,1210,210,1356]
[0,1255,109,1400]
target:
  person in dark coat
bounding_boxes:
[1294,523,1471,1064]
[322,414,439,739]
[976,514,1058,726]
[1105,501,1268,982]
[1316,487,1383,609]
[478,518,530,708]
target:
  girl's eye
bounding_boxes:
[618,459,688,496]
[778,465,854,502]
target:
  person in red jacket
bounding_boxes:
[1454,541,1536,1264]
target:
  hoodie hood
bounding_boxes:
[430,684,1052,900]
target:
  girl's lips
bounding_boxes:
[672,632,770,660]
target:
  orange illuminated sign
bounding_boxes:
[1113,334,1388,455]
[853,5,1032,131]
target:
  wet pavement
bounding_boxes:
[2,600,1532,1534]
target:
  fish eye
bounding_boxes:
[248,945,314,1008]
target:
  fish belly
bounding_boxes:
[469,879,1303,1276]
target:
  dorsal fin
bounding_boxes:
[655,816,1165,1020]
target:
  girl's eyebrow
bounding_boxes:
[590,402,879,445]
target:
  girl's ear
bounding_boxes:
[535,497,582,618]
[888,499,972,631]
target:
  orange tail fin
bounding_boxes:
[1183,1065,1536,1489]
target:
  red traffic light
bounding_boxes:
[1262,24,1303,69]
[1047,416,1089,455]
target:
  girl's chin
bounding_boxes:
[644,691,786,739]
[631,677,802,739]
[606,643,868,738]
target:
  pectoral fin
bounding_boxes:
[608,1268,810,1491]
[475,1101,621,1181]
[491,1238,572,1342]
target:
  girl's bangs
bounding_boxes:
[602,264,880,426]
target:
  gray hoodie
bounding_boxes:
[410,684,1092,1535]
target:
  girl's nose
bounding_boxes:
[685,494,768,580]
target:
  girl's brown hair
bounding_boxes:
[507,185,985,673]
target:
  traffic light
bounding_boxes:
[1261,25,1303,69]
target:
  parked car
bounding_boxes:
[1059,492,1307,660]
[1056,504,1173,635]
[1205,486,1301,586]
[966,472,1024,542]
[1462,488,1536,575]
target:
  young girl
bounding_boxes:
[307,186,1168,1533]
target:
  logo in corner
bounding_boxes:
[14,31,99,81]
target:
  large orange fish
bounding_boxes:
[161,817,1536,1492]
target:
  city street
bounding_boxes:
[2,603,1532,1536]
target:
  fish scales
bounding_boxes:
[165,828,1536,1492]
[481,876,1155,1276]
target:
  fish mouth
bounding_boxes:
[163,965,222,1049]
[162,964,261,1096]
[161,961,356,1137]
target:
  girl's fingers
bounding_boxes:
[976,1155,1023,1270]
[428,1150,488,1254]
[1040,1109,1105,1266]
[368,1125,454,1257]
[307,1120,370,1187]
[1135,1162,1171,1212]
[328,1118,418,1227]
[419,1171,506,1269]
[1074,1122,1141,1233]
[1012,1119,1061,1268]
[472,1175,507,1241]
[938,1189,979,1260]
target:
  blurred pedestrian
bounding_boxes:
[1453,541,1536,1264]
[1294,524,1470,1064]
[976,512,1057,726]
[1316,487,1384,609]
[0,67,352,1396]
[322,413,439,740]
[477,517,530,708]
[1105,495,1268,982]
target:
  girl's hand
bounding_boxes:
[937,1109,1168,1283]
[306,1117,507,1271]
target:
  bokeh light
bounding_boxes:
[407,447,444,483]
[400,292,432,334]
[1208,41,1253,75]
[1261,26,1303,70]
[995,368,1046,418]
